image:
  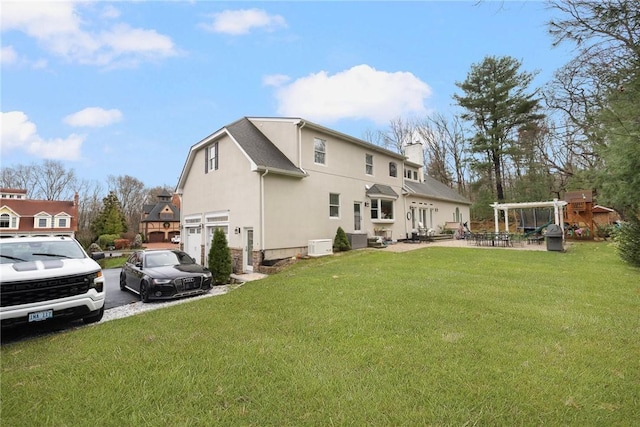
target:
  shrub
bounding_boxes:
[88,243,102,254]
[98,234,120,250]
[615,216,640,267]
[113,239,130,250]
[133,234,143,248]
[208,228,232,285]
[333,226,351,252]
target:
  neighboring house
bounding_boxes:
[0,188,78,238]
[176,117,471,273]
[139,190,181,243]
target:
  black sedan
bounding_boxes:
[120,250,213,302]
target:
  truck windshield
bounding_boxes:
[0,240,86,264]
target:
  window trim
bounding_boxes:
[370,198,395,222]
[365,153,374,175]
[329,193,340,218]
[389,162,397,178]
[208,141,219,171]
[314,137,327,165]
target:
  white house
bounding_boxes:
[176,117,471,273]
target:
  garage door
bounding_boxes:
[185,227,202,264]
[148,231,164,243]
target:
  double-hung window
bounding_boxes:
[314,138,326,165]
[208,142,219,171]
[365,154,373,175]
[329,193,340,218]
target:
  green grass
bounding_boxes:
[2,243,639,426]
[99,255,127,269]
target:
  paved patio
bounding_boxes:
[379,237,555,252]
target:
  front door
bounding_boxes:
[243,228,254,273]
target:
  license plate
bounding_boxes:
[28,310,53,322]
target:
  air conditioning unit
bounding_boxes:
[308,239,333,257]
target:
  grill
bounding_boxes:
[0,273,96,307]
[175,276,203,291]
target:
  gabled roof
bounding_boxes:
[141,202,180,222]
[404,176,472,205]
[177,118,306,191]
[366,184,399,199]
[0,199,77,217]
[226,118,307,176]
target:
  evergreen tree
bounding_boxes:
[454,56,544,202]
[208,228,232,285]
[616,217,640,268]
[333,227,351,252]
[90,191,128,237]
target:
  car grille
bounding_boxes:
[174,276,204,291]
[0,273,95,307]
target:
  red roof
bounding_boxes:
[0,198,78,233]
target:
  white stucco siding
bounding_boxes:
[405,196,471,232]
[262,167,409,250]
[180,134,262,250]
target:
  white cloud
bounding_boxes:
[1,1,178,67]
[202,9,287,35]
[64,107,123,128]
[1,46,18,65]
[274,65,432,124]
[262,74,291,87]
[1,111,85,161]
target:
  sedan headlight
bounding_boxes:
[203,271,212,278]
[151,278,172,285]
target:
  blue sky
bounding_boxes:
[1,1,572,189]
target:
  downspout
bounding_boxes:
[261,169,269,255]
[296,119,307,173]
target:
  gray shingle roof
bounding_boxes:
[141,202,180,222]
[404,176,471,205]
[366,184,399,198]
[226,118,306,177]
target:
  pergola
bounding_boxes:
[490,199,568,235]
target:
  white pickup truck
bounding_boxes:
[0,236,105,328]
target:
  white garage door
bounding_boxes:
[185,226,202,264]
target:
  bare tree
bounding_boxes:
[32,160,78,200]
[416,114,469,195]
[74,179,106,244]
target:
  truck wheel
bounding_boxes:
[83,306,104,324]
[140,282,150,303]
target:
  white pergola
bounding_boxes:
[490,199,568,235]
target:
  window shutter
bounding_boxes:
[205,146,209,173]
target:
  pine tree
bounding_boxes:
[208,228,232,285]
[90,191,128,237]
[333,226,351,252]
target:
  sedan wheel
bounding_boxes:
[119,272,127,290]
[140,281,150,303]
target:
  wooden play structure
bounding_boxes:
[564,190,594,239]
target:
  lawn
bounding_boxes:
[1,242,638,426]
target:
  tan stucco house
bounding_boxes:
[176,117,471,273]
[139,190,181,243]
